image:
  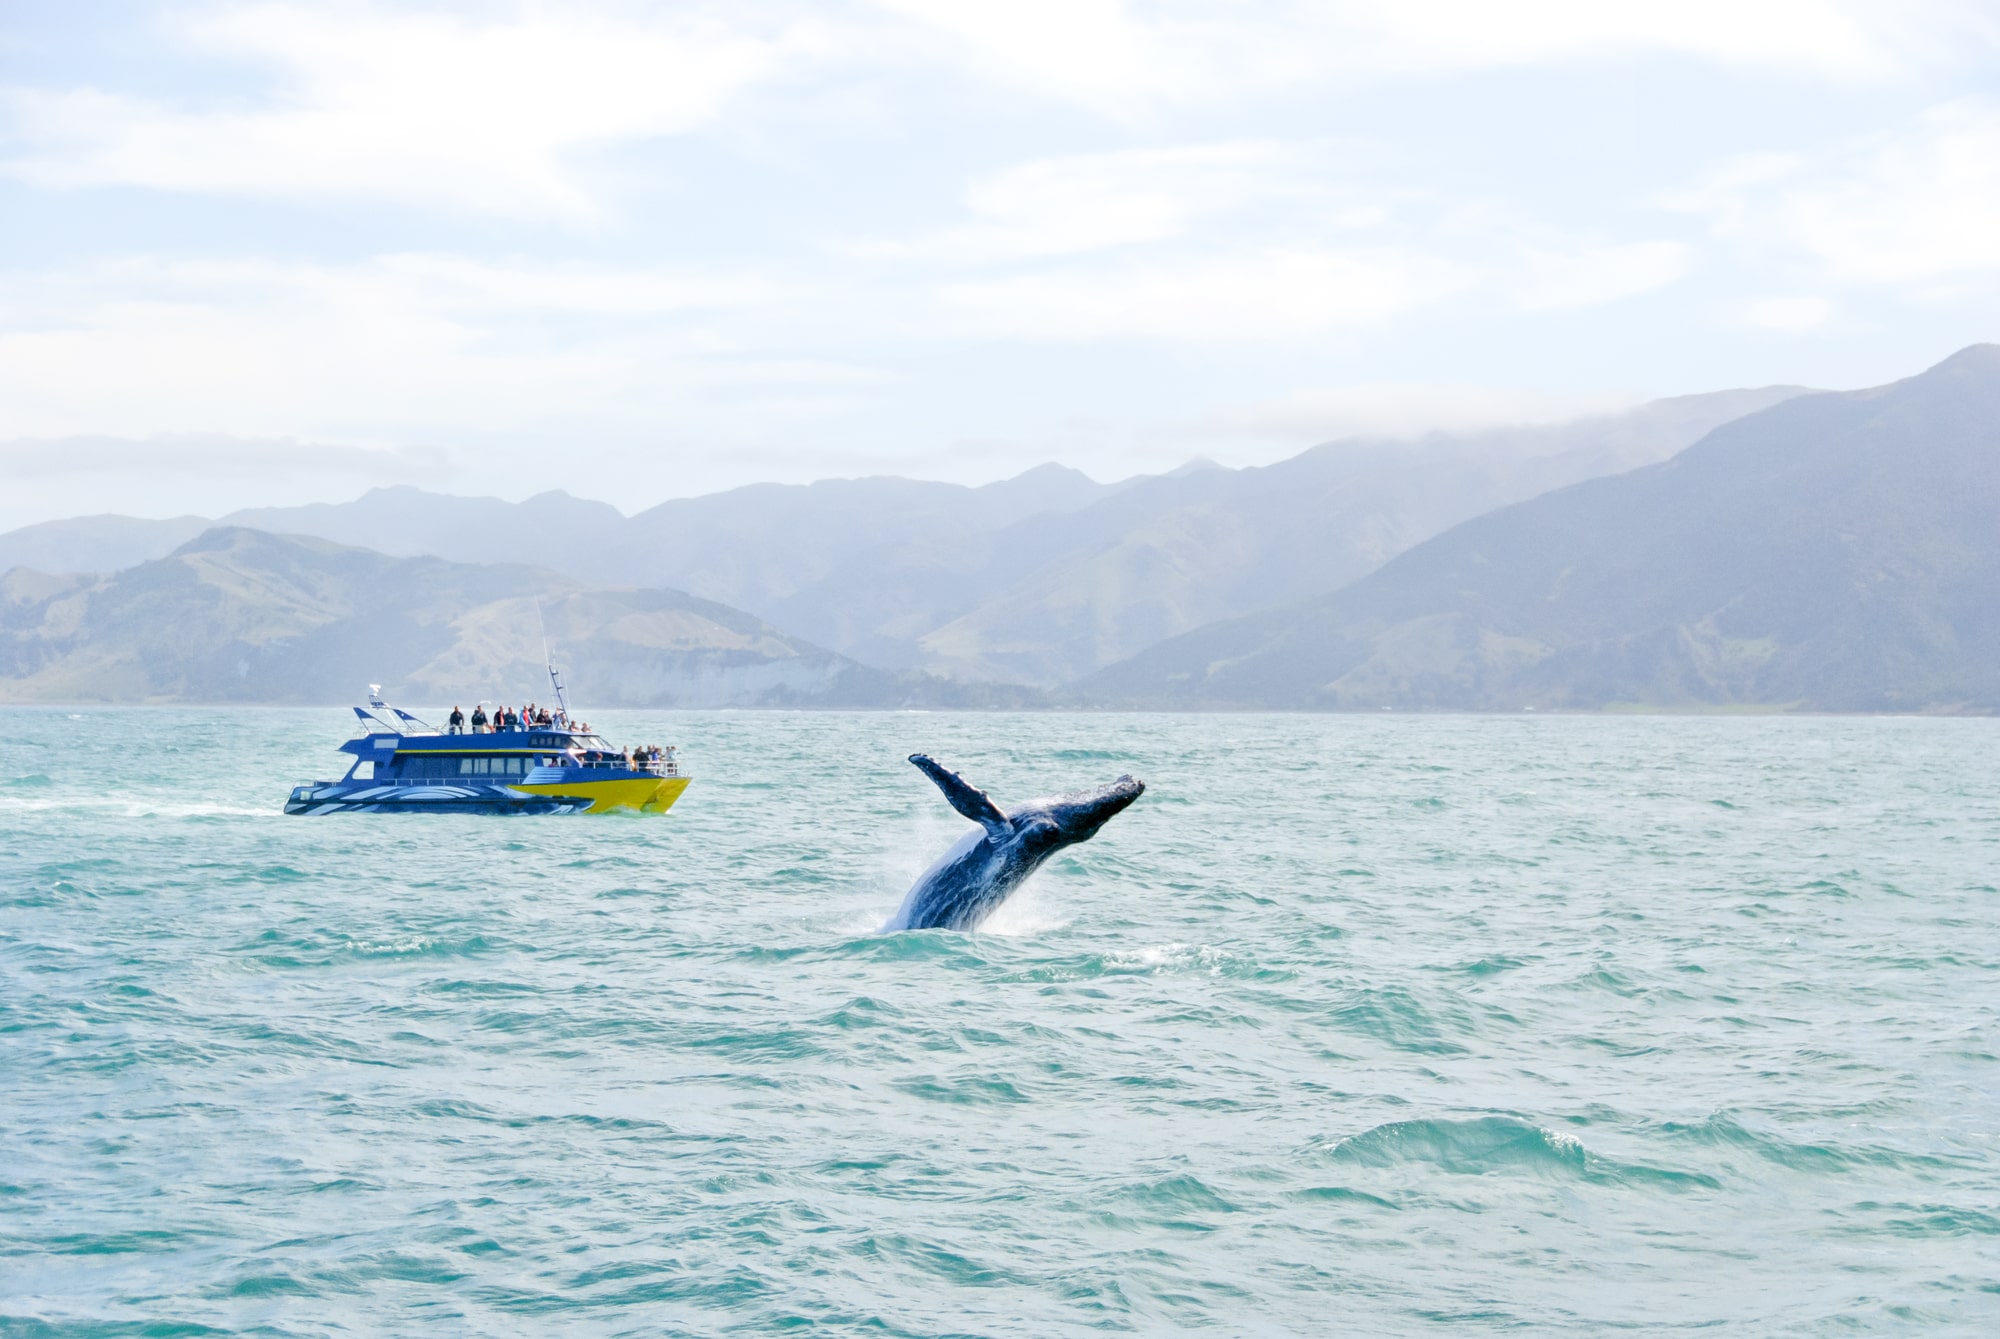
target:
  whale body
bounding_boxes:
[885,754,1145,932]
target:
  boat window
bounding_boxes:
[459,758,473,774]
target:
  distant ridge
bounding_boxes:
[860,385,1808,684]
[0,528,1041,707]
[0,513,210,576]
[1080,346,2000,712]
[0,387,1808,689]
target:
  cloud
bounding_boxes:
[1317,0,1977,80]
[1512,240,1693,310]
[0,253,859,445]
[1,2,809,220]
[1738,295,1837,332]
[1675,98,2000,287]
[854,141,1306,262]
[938,245,1468,340]
[929,225,1692,341]
[874,0,1992,118]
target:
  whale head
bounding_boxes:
[1035,774,1145,847]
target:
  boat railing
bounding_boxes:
[554,754,678,776]
[581,759,680,776]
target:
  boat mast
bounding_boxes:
[546,654,572,723]
[357,683,402,734]
[536,600,573,723]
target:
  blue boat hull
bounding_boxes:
[284,781,593,815]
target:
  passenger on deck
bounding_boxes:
[470,705,488,732]
[449,705,465,734]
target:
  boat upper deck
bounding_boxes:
[337,703,679,779]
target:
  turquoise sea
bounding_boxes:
[3,709,1998,1336]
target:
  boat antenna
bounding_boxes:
[355,684,401,734]
[536,598,572,721]
[362,682,434,733]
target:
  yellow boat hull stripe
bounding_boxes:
[511,776,692,814]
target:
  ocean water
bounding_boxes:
[3,708,1998,1336]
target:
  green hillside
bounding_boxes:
[0,528,1024,707]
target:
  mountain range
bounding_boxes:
[3,349,1994,711]
[1082,345,2000,712]
[0,528,1033,708]
[0,385,1803,690]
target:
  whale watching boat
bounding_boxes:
[284,666,689,816]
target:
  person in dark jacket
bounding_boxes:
[470,705,488,732]
[449,705,465,734]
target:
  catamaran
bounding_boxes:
[283,664,689,816]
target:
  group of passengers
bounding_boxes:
[446,703,563,734]
[578,743,675,771]
[439,701,674,774]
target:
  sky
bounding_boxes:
[2,0,1998,529]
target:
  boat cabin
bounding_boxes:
[336,722,675,783]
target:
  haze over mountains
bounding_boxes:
[1085,346,2000,712]
[0,528,1015,708]
[2,350,1995,711]
[0,386,1802,695]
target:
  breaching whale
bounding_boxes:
[885,754,1145,932]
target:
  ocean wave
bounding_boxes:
[223,930,499,969]
[1004,942,1290,984]
[1327,987,1474,1055]
[892,1072,1031,1105]
[1836,1201,2000,1237]
[1656,1113,1968,1173]
[0,790,274,819]
[1313,1116,1721,1190]
[1105,1172,1239,1224]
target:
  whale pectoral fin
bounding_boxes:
[909,754,1011,839]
